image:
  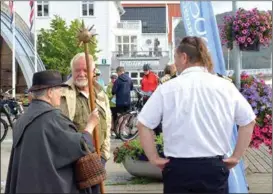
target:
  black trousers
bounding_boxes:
[116,106,130,114]
[163,156,229,194]
[110,107,117,125]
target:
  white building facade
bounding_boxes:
[6,1,183,86]
[7,0,124,67]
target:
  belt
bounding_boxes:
[168,155,224,161]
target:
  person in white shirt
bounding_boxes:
[137,36,256,194]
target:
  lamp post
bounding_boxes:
[232,1,241,89]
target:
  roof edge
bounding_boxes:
[115,1,125,16]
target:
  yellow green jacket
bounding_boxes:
[59,78,111,161]
[106,82,116,107]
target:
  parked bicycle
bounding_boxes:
[118,88,152,142]
[0,89,24,143]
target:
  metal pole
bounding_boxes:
[269,49,272,69]
[232,1,241,89]
[12,4,16,98]
[34,1,37,72]
[227,49,230,70]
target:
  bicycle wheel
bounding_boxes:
[0,118,9,143]
[119,112,139,142]
[113,113,128,137]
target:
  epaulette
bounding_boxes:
[216,73,233,82]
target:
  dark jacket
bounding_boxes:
[5,100,93,194]
[112,73,133,107]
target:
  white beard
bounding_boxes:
[74,79,88,87]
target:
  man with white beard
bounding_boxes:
[59,52,111,194]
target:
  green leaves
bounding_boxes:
[37,15,99,76]
[113,134,164,163]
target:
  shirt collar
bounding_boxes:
[180,66,208,75]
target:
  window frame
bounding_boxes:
[81,0,95,17]
[37,0,49,18]
[115,35,138,57]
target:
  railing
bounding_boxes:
[113,51,169,58]
[226,68,272,76]
[117,20,142,30]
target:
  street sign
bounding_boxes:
[102,59,107,64]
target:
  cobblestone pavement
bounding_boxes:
[1,132,272,193]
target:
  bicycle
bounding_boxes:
[0,118,9,143]
[0,89,24,142]
[118,88,152,142]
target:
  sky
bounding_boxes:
[211,1,272,15]
[122,1,272,15]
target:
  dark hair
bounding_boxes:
[176,36,214,73]
[110,74,117,79]
[143,64,151,71]
[116,66,125,73]
[164,65,171,75]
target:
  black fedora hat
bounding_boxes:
[28,70,67,92]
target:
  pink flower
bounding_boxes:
[254,130,261,137]
[262,127,268,133]
[247,37,252,43]
[265,114,271,119]
[242,29,248,35]
[264,139,272,146]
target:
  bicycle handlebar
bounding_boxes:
[134,88,152,97]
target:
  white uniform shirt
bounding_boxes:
[138,66,256,158]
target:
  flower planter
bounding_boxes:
[122,157,162,180]
[239,41,260,52]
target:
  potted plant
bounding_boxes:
[240,72,272,153]
[219,8,272,51]
[113,134,165,180]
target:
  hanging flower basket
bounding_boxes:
[239,38,260,51]
[219,8,272,51]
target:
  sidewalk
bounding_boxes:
[1,138,272,193]
[105,141,272,193]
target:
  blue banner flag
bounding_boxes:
[180,1,248,193]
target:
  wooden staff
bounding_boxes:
[77,21,105,194]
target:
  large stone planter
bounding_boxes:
[122,157,162,180]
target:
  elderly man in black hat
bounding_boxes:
[5,70,100,193]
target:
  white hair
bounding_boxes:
[70,52,94,70]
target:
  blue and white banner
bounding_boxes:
[180,1,248,193]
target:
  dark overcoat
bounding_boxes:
[5,99,91,193]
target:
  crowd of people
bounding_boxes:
[5,36,256,194]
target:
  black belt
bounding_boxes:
[168,155,224,161]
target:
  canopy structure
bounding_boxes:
[0,2,45,89]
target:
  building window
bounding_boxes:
[82,0,94,16]
[116,35,137,57]
[37,1,49,17]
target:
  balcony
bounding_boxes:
[116,20,142,31]
[112,51,169,59]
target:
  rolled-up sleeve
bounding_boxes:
[137,87,163,129]
[233,86,256,126]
